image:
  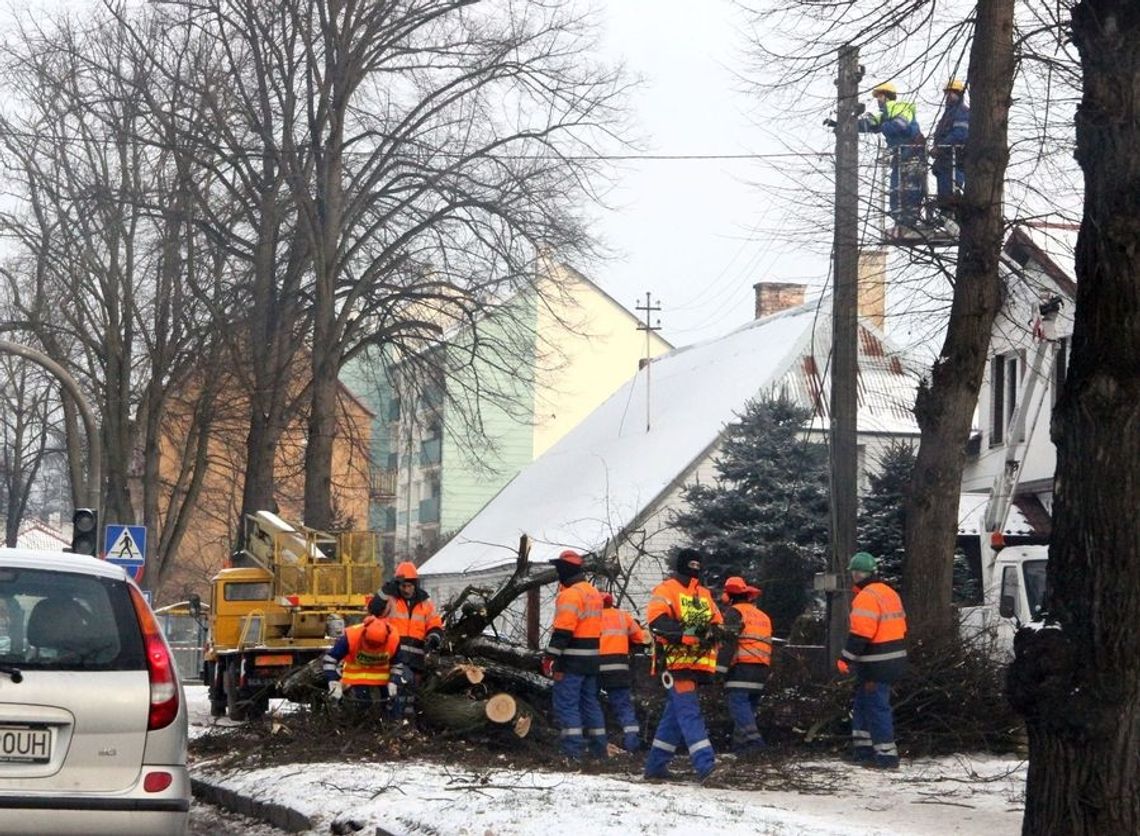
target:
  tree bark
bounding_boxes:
[903,0,1014,640]
[1010,3,1140,833]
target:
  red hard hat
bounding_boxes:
[602,593,615,607]
[395,561,418,581]
[361,618,391,650]
[551,549,584,567]
[723,576,761,599]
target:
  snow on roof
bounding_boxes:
[957,492,1049,538]
[12,520,72,552]
[422,299,922,576]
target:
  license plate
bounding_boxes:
[0,726,51,763]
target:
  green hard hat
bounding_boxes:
[848,552,878,573]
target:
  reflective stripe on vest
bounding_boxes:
[341,623,396,687]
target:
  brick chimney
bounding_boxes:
[753,282,806,320]
[857,249,887,330]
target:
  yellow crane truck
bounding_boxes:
[201,511,381,719]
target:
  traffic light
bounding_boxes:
[71,508,99,556]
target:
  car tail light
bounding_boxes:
[144,771,174,793]
[129,586,180,730]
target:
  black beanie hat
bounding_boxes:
[675,548,702,579]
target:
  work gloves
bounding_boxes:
[836,659,851,676]
[380,579,399,598]
[540,655,555,678]
[425,632,443,652]
[823,118,838,128]
[327,679,344,701]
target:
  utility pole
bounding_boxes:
[827,46,862,665]
[635,292,662,432]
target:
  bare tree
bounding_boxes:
[0,11,222,584]
[120,0,627,530]
[1008,1,1140,831]
[0,360,58,546]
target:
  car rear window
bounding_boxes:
[0,568,146,671]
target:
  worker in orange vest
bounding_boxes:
[598,592,649,752]
[643,548,724,783]
[542,549,607,759]
[321,615,401,709]
[837,551,908,768]
[373,561,444,718]
[717,576,772,751]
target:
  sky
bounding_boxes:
[591,1,831,347]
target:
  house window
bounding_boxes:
[991,356,1005,445]
[991,353,1020,446]
[1053,338,1068,405]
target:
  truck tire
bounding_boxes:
[206,661,226,718]
[224,658,247,721]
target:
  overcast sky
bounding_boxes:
[592,0,832,347]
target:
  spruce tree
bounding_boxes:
[671,392,830,636]
[857,442,977,602]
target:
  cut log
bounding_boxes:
[434,662,485,691]
[418,691,523,734]
[485,693,517,724]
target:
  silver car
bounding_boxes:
[0,550,189,834]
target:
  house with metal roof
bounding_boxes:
[418,274,924,642]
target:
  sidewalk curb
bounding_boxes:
[191,775,313,833]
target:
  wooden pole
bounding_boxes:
[828,45,861,663]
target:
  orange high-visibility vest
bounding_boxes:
[341,621,401,688]
[546,580,603,675]
[730,602,772,667]
[841,581,908,682]
[647,576,723,681]
[599,606,648,687]
[385,596,443,667]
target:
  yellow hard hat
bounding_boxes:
[945,79,966,94]
[871,82,897,97]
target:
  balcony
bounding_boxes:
[370,468,398,501]
[418,495,440,524]
[420,437,442,467]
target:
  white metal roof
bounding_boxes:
[421,299,923,576]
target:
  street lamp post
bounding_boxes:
[0,340,101,512]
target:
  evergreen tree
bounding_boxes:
[857,442,977,603]
[671,392,830,636]
[856,443,913,589]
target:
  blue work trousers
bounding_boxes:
[726,688,765,750]
[553,673,607,759]
[888,146,926,224]
[644,681,715,779]
[932,146,965,201]
[605,687,641,751]
[852,680,899,767]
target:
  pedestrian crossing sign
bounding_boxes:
[103,524,147,581]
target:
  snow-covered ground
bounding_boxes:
[186,685,1027,835]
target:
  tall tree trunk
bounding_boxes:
[903,0,1015,640]
[1010,3,1140,833]
[242,410,282,526]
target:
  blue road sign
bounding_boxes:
[104,524,147,582]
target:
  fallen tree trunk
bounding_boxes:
[418,691,527,736]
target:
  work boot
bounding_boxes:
[697,764,727,788]
[642,769,674,783]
